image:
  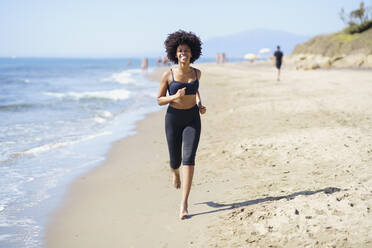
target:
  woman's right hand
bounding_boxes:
[175,87,186,99]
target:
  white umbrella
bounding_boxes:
[259,48,271,54]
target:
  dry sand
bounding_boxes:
[46,62,372,248]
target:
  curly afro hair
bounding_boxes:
[164,30,202,64]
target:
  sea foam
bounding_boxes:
[94,111,114,123]
[43,89,130,101]
[103,71,136,84]
[103,69,144,85]
[12,131,112,157]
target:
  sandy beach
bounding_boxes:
[45,62,372,248]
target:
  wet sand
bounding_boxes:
[46,62,372,247]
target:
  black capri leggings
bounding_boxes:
[165,105,201,169]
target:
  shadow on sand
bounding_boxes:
[190,187,341,218]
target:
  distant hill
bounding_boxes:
[289,27,372,69]
[202,28,311,58]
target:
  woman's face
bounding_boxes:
[176,44,192,64]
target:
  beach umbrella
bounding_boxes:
[259,48,271,54]
[244,53,256,60]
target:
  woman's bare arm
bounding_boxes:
[195,69,206,114]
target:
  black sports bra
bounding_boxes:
[168,68,199,95]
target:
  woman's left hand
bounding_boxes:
[198,104,206,114]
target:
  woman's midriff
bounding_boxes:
[170,95,197,109]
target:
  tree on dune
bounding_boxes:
[339,1,372,34]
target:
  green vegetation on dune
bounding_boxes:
[342,20,372,34]
[332,33,358,43]
[339,2,372,34]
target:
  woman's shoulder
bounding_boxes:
[161,69,172,81]
[162,69,171,76]
[191,67,201,79]
[191,66,200,72]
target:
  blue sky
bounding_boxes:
[0,0,369,57]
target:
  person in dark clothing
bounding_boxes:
[157,30,206,219]
[273,46,284,81]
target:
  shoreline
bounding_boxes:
[0,59,164,248]
[45,61,372,247]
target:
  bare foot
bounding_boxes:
[180,202,188,220]
[172,170,181,189]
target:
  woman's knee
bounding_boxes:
[170,158,182,170]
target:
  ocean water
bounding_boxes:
[0,58,164,248]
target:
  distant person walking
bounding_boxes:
[141,58,148,70]
[162,56,169,66]
[273,46,283,81]
[157,30,206,219]
[221,53,226,63]
[216,53,220,64]
[157,57,162,66]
